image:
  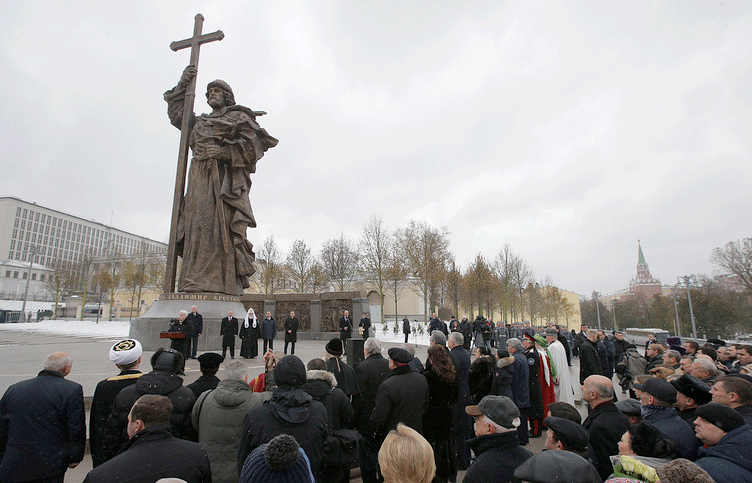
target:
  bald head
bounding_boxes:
[44,352,73,376]
[582,375,614,405]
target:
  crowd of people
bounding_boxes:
[1,314,752,483]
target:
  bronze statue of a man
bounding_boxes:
[165,66,278,295]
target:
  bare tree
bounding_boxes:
[445,257,463,319]
[320,232,359,292]
[395,221,450,320]
[45,259,75,318]
[286,239,315,293]
[256,235,283,295]
[359,216,392,324]
[712,238,752,295]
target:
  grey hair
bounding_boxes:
[448,332,464,346]
[403,343,416,357]
[430,330,446,346]
[224,361,248,381]
[364,337,382,356]
[507,338,523,352]
[665,350,681,363]
[179,309,189,317]
[44,352,73,373]
[587,329,598,337]
[693,358,718,376]
[191,305,198,309]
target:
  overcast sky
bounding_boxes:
[2,1,750,297]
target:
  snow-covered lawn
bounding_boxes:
[0,319,130,338]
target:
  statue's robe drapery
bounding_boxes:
[165,83,278,295]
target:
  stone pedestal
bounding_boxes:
[130,293,246,351]
[346,338,366,366]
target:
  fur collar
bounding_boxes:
[306,369,337,387]
[497,356,515,368]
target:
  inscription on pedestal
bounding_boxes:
[161,293,241,303]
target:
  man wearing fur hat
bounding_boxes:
[694,403,752,482]
[165,66,278,296]
[90,339,143,467]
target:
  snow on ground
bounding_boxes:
[0,319,130,339]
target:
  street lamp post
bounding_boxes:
[611,299,618,331]
[671,293,682,339]
[592,291,602,330]
[21,245,38,319]
[678,275,697,340]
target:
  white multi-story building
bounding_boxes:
[0,197,166,300]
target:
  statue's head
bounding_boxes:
[206,79,235,107]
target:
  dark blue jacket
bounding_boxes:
[463,431,533,483]
[0,370,86,481]
[187,312,203,335]
[262,317,277,340]
[510,351,530,409]
[695,424,752,483]
[642,405,698,460]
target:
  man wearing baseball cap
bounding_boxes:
[694,403,752,482]
[463,395,533,483]
[635,377,698,460]
[89,339,143,467]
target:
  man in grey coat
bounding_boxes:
[192,361,270,483]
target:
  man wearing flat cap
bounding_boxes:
[90,339,143,467]
[543,416,590,460]
[671,374,712,428]
[463,395,532,483]
[371,347,429,442]
[514,450,601,483]
[694,403,752,483]
[635,377,698,460]
[186,353,224,398]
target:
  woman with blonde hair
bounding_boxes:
[378,423,435,483]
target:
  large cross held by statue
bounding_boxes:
[164,14,224,294]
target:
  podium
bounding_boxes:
[346,338,365,366]
[160,331,186,339]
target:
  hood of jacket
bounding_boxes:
[698,424,752,471]
[268,387,314,424]
[497,356,515,369]
[212,379,254,407]
[471,355,495,369]
[302,370,336,400]
[134,370,183,395]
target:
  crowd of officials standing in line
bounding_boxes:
[2,309,752,483]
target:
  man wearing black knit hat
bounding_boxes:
[694,403,752,482]
[239,355,328,479]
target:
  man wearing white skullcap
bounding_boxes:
[89,339,144,467]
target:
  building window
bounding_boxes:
[14,218,18,228]
[40,274,45,282]
[16,207,21,216]
[10,241,15,250]
[35,213,39,222]
[31,273,36,281]
[22,273,27,279]
[23,209,27,218]
[13,272,18,278]
[4,271,9,278]
[21,220,26,229]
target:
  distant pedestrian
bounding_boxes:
[359,312,372,340]
[339,310,353,354]
[402,316,411,344]
[284,311,299,354]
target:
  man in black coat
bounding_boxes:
[186,353,223,398]
[84,395,210,483]
[579,329,603,385]
[239,355,328,478]
[359,312,372,340]
[522,335,545,438]
[0,352,86,483]
[105,348,197,459]
[636,377,698,460]
[556,325,572,366]
[262,311,277,353]
[284,311,299,354]
[354,338,391,483]
[339,310,353,353]
[448,332,472,470]
[463,395,533,483]
[402,316,411,343]
[460,316,473,350]
[90,339,143,467]
[581,375,630,480]
[220,310,239,359]
[187,305,203,359]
